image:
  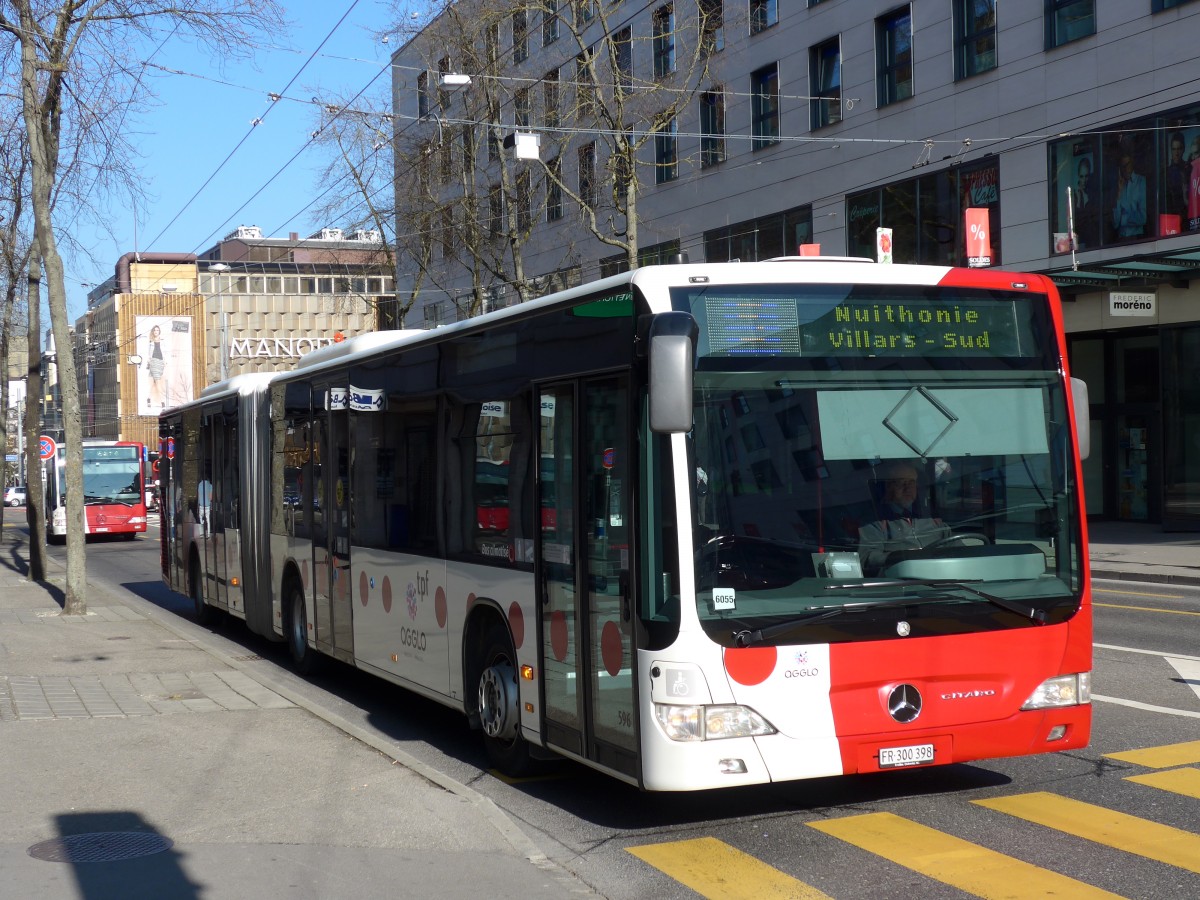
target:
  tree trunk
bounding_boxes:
[24,248,47,581]
[19,34,85,611]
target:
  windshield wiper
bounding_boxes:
[733,598,919,647]
[826,578,1047,624]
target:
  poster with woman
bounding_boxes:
[136,316,195,414]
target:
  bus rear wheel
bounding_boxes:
[477,625,534,776]
[286,581,320,676]
[190,554,214,625]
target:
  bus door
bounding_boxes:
[538,376,637,779]
[200,404,229,609]
[314,380,355,663]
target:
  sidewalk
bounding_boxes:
[0,526,600,900]
[1088,519,1200,585]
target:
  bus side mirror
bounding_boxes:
[1071,377,1090,461]
[648,312,697,434]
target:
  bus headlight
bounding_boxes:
[1021,672,1091,710]
[654,704,777,742]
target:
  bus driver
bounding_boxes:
[857,460,949,574]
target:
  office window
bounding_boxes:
[750,0,777,34]
[700,89,726,168]
[653,5,676,77]
[613,27,633,89]
[1154,0,1198,9]
[417,71,430,118]
[543,71,560,130]
[954,0,997,80]
[487,99,501,162]
[810,38,842,129]
[655,117,678,183]
[575,0,596,24]
[515,87,530,128]
[437,56,451,109]
[546,157,563,221]
[700,0,725,52]
[513,8,528,63]
[578,141,596,207]
[516,169,532,232]
[488,184,503,237]
[543,0,559,46]
[486,22,499,65]
[440,206,454,258]
[751,64,779,150]
[1045,0,1094,49]
[877,7,913,106]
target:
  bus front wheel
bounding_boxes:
[286,582,320,676]
[477,625,534,776]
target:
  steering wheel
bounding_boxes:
[926,531,992,549]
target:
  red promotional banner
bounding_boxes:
[965,207,992,267]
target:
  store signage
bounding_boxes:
[228,336,336,359]
[1109,291,1156,317]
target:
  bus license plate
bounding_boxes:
[878,743,934,768]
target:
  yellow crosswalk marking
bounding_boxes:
[1106,739,1200,769]
[626,836,832,900]
[808,812,1119,899]
[976,792,1200,874]
[1126,767,1200,800]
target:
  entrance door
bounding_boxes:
[1113,335,1160,522]
[201,406,229,609]
[314,382,355,662]
[539,376,637,777]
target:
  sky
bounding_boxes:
[66,0,401,321]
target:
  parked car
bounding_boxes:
[5,486,27,507]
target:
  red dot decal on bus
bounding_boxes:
[601,621,623,677]
[359,572,369,606]
[382,577,393,614]
[550,610,569,662]
[509,602,524,649]
[723,646,777,686]
[435,587,447,628]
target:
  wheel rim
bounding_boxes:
[289,590,306,657]
[478,660,517,741]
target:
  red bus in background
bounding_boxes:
[46,441,148,541]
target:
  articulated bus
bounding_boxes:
[159,259,1092,791]
[47,440,149,541]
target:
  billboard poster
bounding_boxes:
[136,315,195,414]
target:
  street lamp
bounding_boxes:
[208,263,231,381]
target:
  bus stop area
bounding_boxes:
[0,520,1195,899]
[0,525,601,900]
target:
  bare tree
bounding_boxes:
[308,89,406,328]
[0,0,284,614]
[387,0,719,310]
[0,140,32,546]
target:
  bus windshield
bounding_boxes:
[82,447,143,506]
[676,282,1085,646]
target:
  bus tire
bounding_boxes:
[477,624,534,776]
[285,581,320,676]
[190,553,215,626]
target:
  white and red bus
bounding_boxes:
[47,440,149,540]
[159,259,1092,791]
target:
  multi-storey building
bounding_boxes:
[76,226,395,449]
[391,1,1200,528]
